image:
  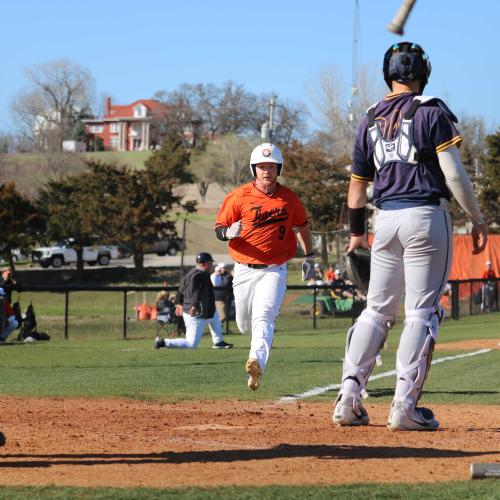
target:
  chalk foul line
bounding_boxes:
[278,348,492,403]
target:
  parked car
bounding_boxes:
[143,237,184,257]
[0,249,29,265]
[31,240,119,268]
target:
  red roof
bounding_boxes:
[105,99,167,119]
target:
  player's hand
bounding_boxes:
[471,222,488,255]
[226,220,242,239]
[301,254,316,282]
[347,234,369,253]
[175,304,183,317]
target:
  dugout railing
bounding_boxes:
[7,278,498,340]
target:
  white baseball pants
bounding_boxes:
[232,263,287,374]
[340,201,452,402]
[166,311,223,348]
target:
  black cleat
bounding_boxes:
[154,337,166,349]
[213,341,233,349]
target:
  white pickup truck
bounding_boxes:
[31,240,119,268]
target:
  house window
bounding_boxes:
[110,136,121,150]
[110,123,120,133]
[133,105,146,118]
[89,125,103,133]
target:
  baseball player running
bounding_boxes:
[333,42,488,430]
[155,252,233,350]
[215,143,314,391]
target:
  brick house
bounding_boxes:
[82,97,168,151]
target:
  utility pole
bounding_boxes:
[261,95,277,142]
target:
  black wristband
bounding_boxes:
[348,207,366,236]
[215,226,229,241]
[305,252,315,258]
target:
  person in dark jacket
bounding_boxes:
[154,252,233,349]
[0,287,19,342]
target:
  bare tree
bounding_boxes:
[249,95,307,145]
[307,64,384,158]
[10,59,95,153]
[190,134,252,196]
[153,81,264,139]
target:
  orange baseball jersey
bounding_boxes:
[215,182,308,265]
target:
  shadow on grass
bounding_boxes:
[0,444,497,468]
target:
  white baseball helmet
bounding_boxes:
[249,143,284,176]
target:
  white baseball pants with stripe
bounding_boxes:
[232,263,287,375]
[340,201,453,403]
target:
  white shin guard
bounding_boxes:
[339,307,395,401]
[394,305,444,405]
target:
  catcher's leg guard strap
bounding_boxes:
[394,305,444,404]
[340,307,395,400]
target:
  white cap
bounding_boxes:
[335,269,342,274]
[486,261,492,266]
[218,262,226,269]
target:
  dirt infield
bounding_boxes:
[0,397,498,488]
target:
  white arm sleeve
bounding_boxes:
[438,146,484,225]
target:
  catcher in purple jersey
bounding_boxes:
[333,42,488,431]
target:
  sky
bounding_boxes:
[1,0,499,134]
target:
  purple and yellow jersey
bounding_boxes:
[352,91,462,209]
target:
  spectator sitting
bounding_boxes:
[325,264,336,285]
[0,268,17,303]
[330,269,353,299]
[312,263,324,282]
[0,287,19,342]
[156,291,175,323]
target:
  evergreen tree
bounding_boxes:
[85,139,197,270]
[0,183,45,272]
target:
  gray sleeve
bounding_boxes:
[437,146,484,225]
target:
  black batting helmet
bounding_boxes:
[383,42,431,93]
[196,252,214,264]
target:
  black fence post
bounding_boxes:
[313,286,317,329]
[0,296,4,340]
[451,280,459,320]
[224,292,230,336]
[64,291,69,339]
[123,290,128,339]
[469,281,473,316]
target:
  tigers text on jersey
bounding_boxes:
[352,91,462,209]
[215,182,308,265]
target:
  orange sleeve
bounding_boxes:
[215,191,241,228]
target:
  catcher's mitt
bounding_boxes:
[343,248,371,294]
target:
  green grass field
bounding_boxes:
[1,305,498,498]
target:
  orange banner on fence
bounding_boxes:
[364,233,499,280]
[449,234,500,280]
